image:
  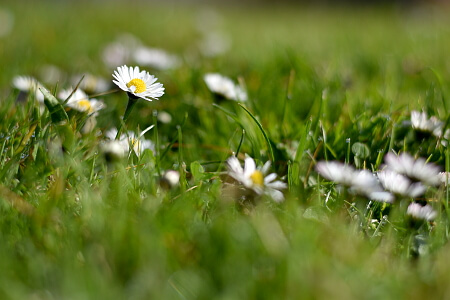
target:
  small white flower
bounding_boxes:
[101,140,127,160]
[411,110,444,138]
[102,34,140,68]
[439,172,449,186]
[315,161,356,186]
[377,169,426,198]
[316,161,394,203]
[157,111,172,124]
[71,73,110,94]
[58,88,105,116]
[161,170,180,189]
[204,73,247,101]
[133,46,180,70]
[198,32,231,57]
[407,202,437,221]
[112,65,164,101]
[226,155,287,202]
[12,75,45,102]
[105,128,155,156]
[384,152,441,186]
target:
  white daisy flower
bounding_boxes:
[102,34,141,68]
[316,161,394,203]
[226,155,287,202]
[112,65,164,101]
[411,110,444,138]
[133,46,180,70]
[315,161,357,187]
[101,140,127,161]
[160,170,180,189]
[204,73,247,101]
[384,152,441,186]
[105,128,155,156]
[71,73,110,94]
[377,169,426,198]
[157,111,172,124]
[12,75,45,102]
[198,32,231,57]
[58,88,105,116]
[407,202,437,221]
[439,172,449,186]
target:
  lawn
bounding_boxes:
[0,1,449,299]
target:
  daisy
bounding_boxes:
[112,65,164,101]
[58,88,105,116]
[384,152,441,186]
[133,46,180,70]
[204,73,247,101]
[71,73,110,94]
[407,202,437,221]
[316,161,394,203]
[198,32,231,57]
[12,75,45,102]
[377,169,426,198]
[315,161,358,187]
[101,140,127,161]
[226,155,287,202]
[410,110,444,138]
[438,172,449,186]
[160,170,181,190]
[105,128,155,156]
[102,34,141,68]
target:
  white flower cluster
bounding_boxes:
[102,34,180,71]
[316,152,443,221]
[315,161,394,203]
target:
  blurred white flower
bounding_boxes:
[439,172,449,186]
[12,75,45,102]
[198,32,231,57]
[411,110,444,138]
[157,111,172,124]
[377,169,426,198]
[102,33,141,68]
[316,161,394,203]
[204,73,247,101]
[112,65,164,101]
[59,88,105,116]
[133,46,180,70]
[407,202,437,221]
[161,170,180,189]
[71,73,110,94]
[227,155,287,202]
[101,140,127,161]
[384,152,441,186]
[38,64,64,84]
[315,161,357,186]
[105,128,155,156]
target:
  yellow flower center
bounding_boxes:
[130,138,139,146]
[126,78,146,94]
[78,99,93,113]
[250,170,264,186]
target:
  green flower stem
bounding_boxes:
[115,96,138,140]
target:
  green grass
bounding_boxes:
[0,1,450,299]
